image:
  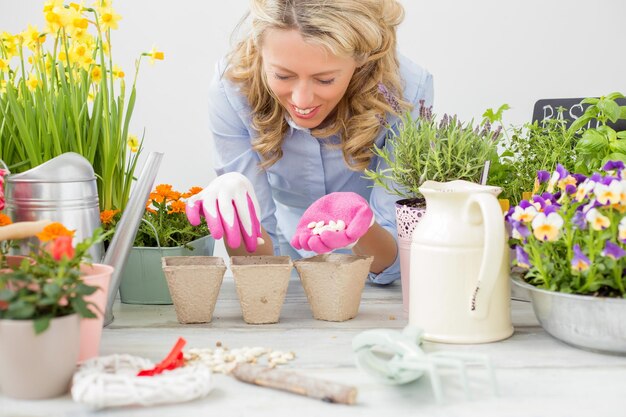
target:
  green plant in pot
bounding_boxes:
[0,224,110,399]
[507,161,626,354]
[104,184,213,305]
[364,101,503,313]
[568,92,626,175]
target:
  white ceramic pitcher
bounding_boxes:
[409,180,513,343]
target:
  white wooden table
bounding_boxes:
[1,276,625,417]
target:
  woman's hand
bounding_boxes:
[186,172,263,253]
[291,192,374,254]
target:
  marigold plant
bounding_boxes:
[0,0,164,211]
[507,161,626,297]
[101,185,209,248]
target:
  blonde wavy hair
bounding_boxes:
[227,0,410,171]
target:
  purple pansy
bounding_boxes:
[565,184,577,195]
[572,211,587,230]
[572,174,587,185]
[571,244,590,272]
[515,245,531,269]
[590,173,603,183]
[511,220,530,239]
[602,161,625,172]
[543,204,560,216]
[537,170,550,184]
[555,164,568,180]
[602,241,626,260]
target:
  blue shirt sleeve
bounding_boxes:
[208,62,281,255]
[367,62,434,285]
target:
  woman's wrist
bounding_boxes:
[352,223,397,274]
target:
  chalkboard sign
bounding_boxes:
[532,97,626,131]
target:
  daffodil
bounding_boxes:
[0,58,8,72]
[1,32,19,58]
[127,134,139,152]
[26,73,41,91]
[21,24,46,51]
[91,65,103,84]
[112,64,124,79]
[145,45,164,65]
[97,6,122,31]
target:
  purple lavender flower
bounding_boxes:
[377,82,402,115]
[537,170,550,184]
[418,99,433,121]
[602,241,626,260]
[571,244,590,272]
[602,161,625,172]
[515,245,531,269]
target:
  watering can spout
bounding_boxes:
[103,152,163,326]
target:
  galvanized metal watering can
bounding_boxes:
[3,152,163,326]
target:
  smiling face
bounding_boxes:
[260,28,358,130]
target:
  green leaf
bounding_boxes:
[604,152,626,164]
[576,129,608,154]
[606,92,625,101]
[620,106,626,120]
[598,99,621,123]
[569,115,592,133]
[609,140,626,154]
[617,131,626,139]
[581,97,599,105]
[33,317,50,335]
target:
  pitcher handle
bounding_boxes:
[464,193,505,319]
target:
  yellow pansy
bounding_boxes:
[127,134,139,153]
[98,6,122,31]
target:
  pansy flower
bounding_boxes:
[511,220,530,240]
[602,160,625,174]
[594,180,622,205]
[585,208,611,231]
[515,245,531,269]
[575,180,596,202]
[547,164,568,193]
[602,241,626,260]
[571,244,590,272]
[511,205,538,223]
[531,211,564,241]
[619,217,626,244]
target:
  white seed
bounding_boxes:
[316,221,325,228]
[283,352,295,361]
[272,357,288,364]
[336,220,345,230]
[269,351,282,359]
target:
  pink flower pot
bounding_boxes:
[79,263,114,362]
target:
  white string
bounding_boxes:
[71,354,213,409]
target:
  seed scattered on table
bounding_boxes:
[185,344,297,374]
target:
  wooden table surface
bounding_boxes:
[1,276,625,417]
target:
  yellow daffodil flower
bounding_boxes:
[1,32,18,58]
[144,45,165,65]
[91,65,103,84]
[0,58,9,72]
[26,73,41,91]
[98,6,122,31]
[22,25,46,51]
[127,134,139,153]
[112,64,125,79]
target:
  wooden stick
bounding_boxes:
[0,220,52,241]
[231,363,357,405]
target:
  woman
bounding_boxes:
[187,0,433,284]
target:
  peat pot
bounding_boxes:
[230,256,292,324]
[294,254,373,322]
[162,256,226,324]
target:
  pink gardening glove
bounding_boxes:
[291,192,374,254]
[186,172,263,252]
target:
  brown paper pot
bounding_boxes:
[162,256,226,324]
[294,254,373,322]
[230,256,292,324]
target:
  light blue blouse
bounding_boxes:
[208,54,434,284]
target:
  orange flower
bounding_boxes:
[148,192,165,205]
[167,190,181,201]
[145,206,157,214]
[36,222,75,242]
[155,184,173,197]
[100,209,120,224]
[168,200,186,214]
[0,213,12,226]
[182,186,203,198]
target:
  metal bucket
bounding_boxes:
[4,153,103,261]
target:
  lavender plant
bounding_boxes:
[364,101,502,200]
